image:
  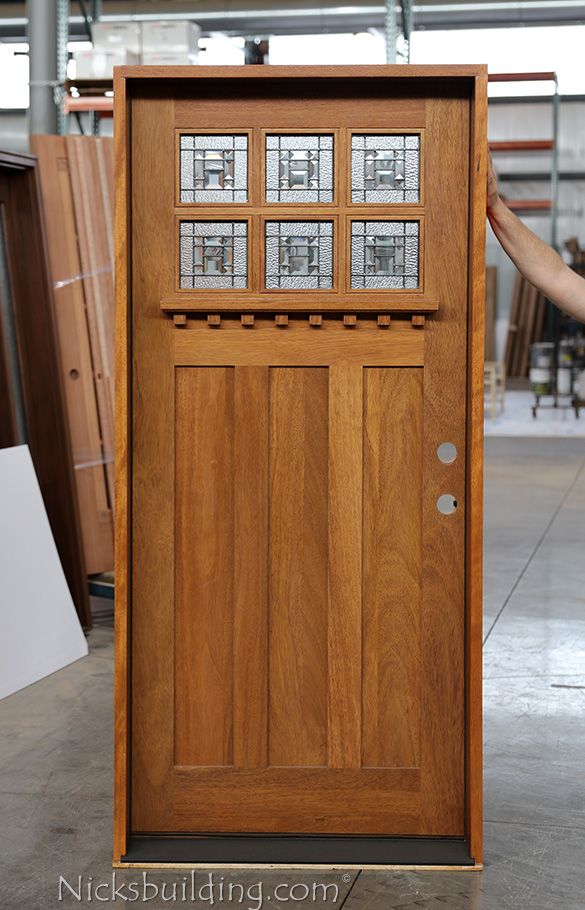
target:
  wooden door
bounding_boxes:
[115,66,485,867]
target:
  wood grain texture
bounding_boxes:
[484,266,497,361]
[113,69,130,863]
[174,318,424,366]
[166,767,422,834]
[233,367,269,769]
[130,95,176,832]
[175,368,235,767]
[118,64,487,81]
[466,70,487,866]
[31,134,114,574]
[66,136,115,504]
[119,69,484,853]
[419,91,469,837]
[0,153,90,628]
[362,368,422,769]
[327,364,363,768]
[268,368,329,767]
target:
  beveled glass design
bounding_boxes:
[266,135,334,203]
[351,134,420,204]
[180,221,247,289]
[180,135,248,204]
[265,221,333,289]
[350,221,419,289]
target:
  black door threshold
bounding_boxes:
[122,834,475,866]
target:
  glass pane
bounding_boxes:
[265,221,333,289]
[350,221,419,289]
[266,135,334,204]
[180,135,248,204]
[180,221,248,289]
[351,134,420,204]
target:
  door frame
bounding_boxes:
[113,64,487,868]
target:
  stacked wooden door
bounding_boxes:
[114,66,486,868]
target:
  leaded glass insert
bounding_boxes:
[351,134,420,204]
[266,135,334,203]
[180,135,248,204]
[351,221,419,289]
[180,221,247,289]
[265,221,333,289]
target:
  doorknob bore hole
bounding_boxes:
[437,442,458,464]
[437,494,457,515]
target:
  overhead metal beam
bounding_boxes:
[7,1,585,42]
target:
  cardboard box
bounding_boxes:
[140,51,198,66]
[141,20,201,54]
[74,48,139,80]
[92,20,141,55]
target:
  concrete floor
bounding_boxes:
[1,437,585,909]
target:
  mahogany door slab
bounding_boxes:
[114,66,486,867]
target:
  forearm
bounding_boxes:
[488,197,585,324]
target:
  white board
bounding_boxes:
[0,445,88,700]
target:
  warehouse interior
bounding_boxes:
[0,2,584,908]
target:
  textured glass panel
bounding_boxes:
[350,221,419,289]
[180,134,248,204]
[265,221,333,289]
[179,221,247,289]
[265,135,334,204]
[351,134,420,204]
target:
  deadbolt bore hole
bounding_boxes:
[437,442,458,464]
[437,494,457,515]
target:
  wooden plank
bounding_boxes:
[268,368,329,767]
[484,266,497,361]
[31,133,114,574]
[520,282,539,377]
[533,290,547,344]
[130,95,176,833]
[362,368,422,769]
[419,92,468,837]
[504,269,522,376]
[175,368,235,766]
[466,70,487,866]
[167,766,421,833]
[233,366,269,769]
[113,69,130,864]
[0,153,90,628]
[327,364,362,768]
[118,64,488,81]
[66,135,115,505]
[174,320,424,367]
[511,276,529,378]
[161,295,439,314]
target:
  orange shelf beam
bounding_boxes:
[63,95,114,116]
[506,199,552,212]
[488,72,557,83]
[489,140,554,152]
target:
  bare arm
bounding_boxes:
[487,153,585,324]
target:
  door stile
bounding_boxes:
[327,362,363,769]
[419,93,469,835]
[131,95,177,830]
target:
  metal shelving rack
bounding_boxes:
[488,71,560,249]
